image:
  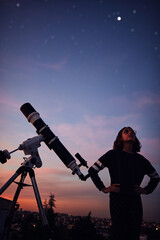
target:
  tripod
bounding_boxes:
[0,137,52,240]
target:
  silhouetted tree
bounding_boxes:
[43,193,69,240]
[43,193,56,238]
[44,193,56,211]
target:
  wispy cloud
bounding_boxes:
[0,84,22,111]
[38,167,70,177]
[50,113,141,165]
[49,111,160,167]
[133,91,160,108]
[0,55,67,75]
[141,138,160,163]
[0,68,7,73]
[108,91,160,110]
[0,95,21,110]
[36,60,67,71]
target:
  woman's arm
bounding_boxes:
[143,159,160,194]
[88,165,106,191]
[144,170,160,194]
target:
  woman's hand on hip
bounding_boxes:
[101,184,120,194]
[134,185,147,195]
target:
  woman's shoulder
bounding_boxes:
[105,149,117,155]
[98,149,115,161]
[102,149,119,158]
[134,152,147,160]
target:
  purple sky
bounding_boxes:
[0,0,160,222]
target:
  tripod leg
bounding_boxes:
[1,171,27,240]
[29,169,52,240]
[0,172,19,195]
[0,166,25,195]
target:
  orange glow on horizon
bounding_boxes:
[1,192,110,218]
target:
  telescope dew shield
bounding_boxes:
[20,103,84,179]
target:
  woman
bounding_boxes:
[89,127,159,240]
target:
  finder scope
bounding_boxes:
[20,103,88,180]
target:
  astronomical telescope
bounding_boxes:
[20,103,89,180]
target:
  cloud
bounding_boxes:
[141,138,160,163]
[108,91,160,111]
[0,169,15,185]
[0,68,7,73]
[133,91,160,108]
[24,57,67,71]
[38,180,92,197]
[37,60,67,71]
[49,111,160,169]
[0,96,21,110]
[0,87,22,111]
[85,114,140,129]
[0,55,67,76]
[50,113,142,165]
[37,167,70,177]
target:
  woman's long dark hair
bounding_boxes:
[113,127,141,152]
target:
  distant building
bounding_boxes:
[0,197,19,236]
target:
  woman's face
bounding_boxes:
[121,127,136,143]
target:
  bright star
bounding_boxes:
[117,16,122,21]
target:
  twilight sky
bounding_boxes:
[0,0,160,222]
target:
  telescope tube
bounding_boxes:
[20,103,85,180]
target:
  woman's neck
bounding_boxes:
[122,142,134,153]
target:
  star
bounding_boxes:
[16,3,20,7]
[117,16,122,21]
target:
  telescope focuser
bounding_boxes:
[75,153,89,169]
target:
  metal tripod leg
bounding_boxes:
[0,166,25,195]
[0,166,52,240]
[29,169,52,240]
[1,170,27,240]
